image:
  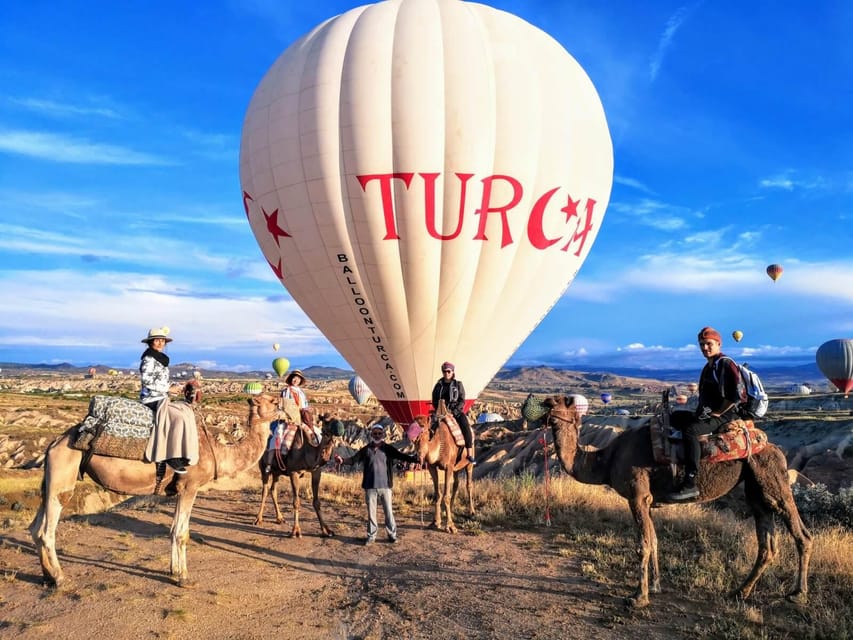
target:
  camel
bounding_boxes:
[542,395,812,608]
[253,412,341,537]
[30,393,282,588]
[409,411,475,534]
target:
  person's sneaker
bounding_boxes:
[387,536,397,544]
[166,458,187,474]
[667,478,699,501]
[264,464,272,474]
[467,456,477,465]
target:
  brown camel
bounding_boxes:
[30,393,282,588]
[409,412,475,534]
[542,395,812,607]
[253,412,342,537]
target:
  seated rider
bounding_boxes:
[263,369,310,472]
[668,326,745,501]
[431,361,476,465]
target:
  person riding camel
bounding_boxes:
[263,369,310,472]
[431,361,476,465]
[139,327,199,475]
[668,326,745,501]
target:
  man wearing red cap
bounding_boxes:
[669,327,745,501]
[431,361,476,464]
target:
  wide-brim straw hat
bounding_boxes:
[141,327,173,343]
[286,369,306,384]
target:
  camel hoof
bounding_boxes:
[727,589,748,603]
[253,519,263,527]
[786,591,808,605]
[625,590,649,608]
[322,530,335,538]
[175,577,198,589]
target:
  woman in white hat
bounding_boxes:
[139,327,198,474]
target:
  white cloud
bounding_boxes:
[0,129,175,165]
[608,198,693,231]
[649,3,700,81]
[0,269,334,363]
[8,97,122,120]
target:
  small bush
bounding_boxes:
[792,483,853,529]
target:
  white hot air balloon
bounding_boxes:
[240,0,613,423]
[568,394,589,417]
[348,375,373,405]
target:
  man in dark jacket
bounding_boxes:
[431,361,476,464]
[335,425,418,544]
[668,326,745,501]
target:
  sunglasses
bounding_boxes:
[442,369,453,373]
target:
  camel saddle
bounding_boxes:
[70,395,153,460]
[434,413,466,447]
[650,410,769,466]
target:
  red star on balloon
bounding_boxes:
[268,257,284,279]
[264,207,292,247]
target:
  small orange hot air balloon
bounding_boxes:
[766,264,783,282]
[732,330,743,342]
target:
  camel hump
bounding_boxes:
[70,395,155,459]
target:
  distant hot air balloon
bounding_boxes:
[568,394,589,417]
[348,375,373,405]
[476,412,504,423]
[87,367,96,378]
[615,408,630,416]
[272,357,290,378]
[273,343,280,352]
[788,384,811,396]
[732,330,743,343]
[766,264,783,282]
[193,370,202,380]
[244,381,264,395]
[239,0,613,424]
[816,339,853,396]
[687,382,699,394]
[600,393,612,405]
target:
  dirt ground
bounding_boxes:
[0,478,729,640]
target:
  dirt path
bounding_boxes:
[0,486,712,640]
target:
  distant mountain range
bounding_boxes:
[0,361,826,391]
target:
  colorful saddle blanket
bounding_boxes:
[650,413,769,465]
[70,395,154,459]
[438,413,466,447]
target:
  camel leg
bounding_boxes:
[170,488,198,587]
[736,454,812,603]
[29,435,81,588]
[465,465,475,516]
[289,473,302,538]
[270,473,285,524]
[254,467,274,526]
[626,486,657,607]
[443,467,457,534]
[309,469,334,537]
[429,467,442,530]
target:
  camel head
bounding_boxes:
[248,393,281,428]
[543,395,581,475]
[406,415,431,464]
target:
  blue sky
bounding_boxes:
[1,0,851,375]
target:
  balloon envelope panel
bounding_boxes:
[240,0,613,422]
[816,339,853,394]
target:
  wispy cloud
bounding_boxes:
[0,129,175,165]
[7,97,122,120]
[614,175,656,195]
[759,172,827,191]
[609,198,693,231]
[649,3,701,81]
